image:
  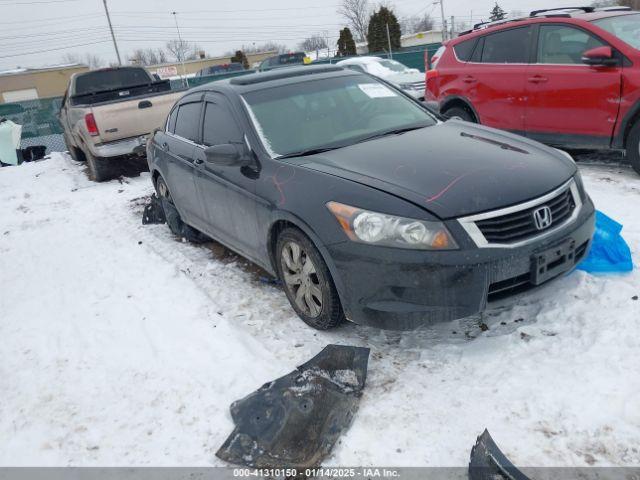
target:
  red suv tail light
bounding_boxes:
[85,113,99,136]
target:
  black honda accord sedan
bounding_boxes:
[147,65,595,330]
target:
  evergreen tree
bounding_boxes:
[337,27,357,56]
[367,7,401,54]
[489,3,507,21]
[230,50,249,69]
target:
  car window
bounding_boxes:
[167,106,179,133]
[242,75,437,157]
[202,102,242,146]
[537,25,605,64]
[454,38,477,61]
[481,27,532,63]
[74,68,151,95]
[593,13,640,50]
[174,102,202,143]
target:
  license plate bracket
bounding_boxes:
[531,239,576,285]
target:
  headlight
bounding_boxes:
[574,170,585,196]
[326,201,458,250]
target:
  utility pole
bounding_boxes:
[450,15,455,38]
[171,11,188,87]
[436,0,447,42]
[386,23,393,58]
[102,0,121,66]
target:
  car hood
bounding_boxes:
[385,72,425,85]
[291,120,577,219]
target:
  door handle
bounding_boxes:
[194,158,205,166]
[463,76,477,84]
[161,142,169,151]
[528,76,548,84]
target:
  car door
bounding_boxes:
[192,93,261,258]
[162,97,208,227]
[524,23,622,147]
[463,26,532,132]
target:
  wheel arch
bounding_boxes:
[440,95,480,122]
[266,212,349,316]
[614,100,640,149]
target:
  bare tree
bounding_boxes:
[128,48,168,66]
[61,52,105,69]
[166,39,202,62]
[299,35,328,52]
[338,0,371,42]
[400,13,435,34]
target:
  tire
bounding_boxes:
[276,227,344,330]
[442,105,476,123]
[626,121,640,176]
[63,134,85,162]
[85,150,113,182]
[156,176,209,243]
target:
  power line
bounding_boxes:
[0,40,111,59]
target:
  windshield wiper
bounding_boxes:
[354,124,429,145]
[276,146,344,159]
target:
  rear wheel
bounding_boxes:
[156,176,209,243]
[276,227,344,330]
[625,121,640,176]
[85,150,113,182]
[442,105,476,122]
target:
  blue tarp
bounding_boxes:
[578,211,633,273]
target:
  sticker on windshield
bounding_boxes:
[357,83,397,98]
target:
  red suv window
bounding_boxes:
[479,27,532,63]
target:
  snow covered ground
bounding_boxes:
[0,153,638,467]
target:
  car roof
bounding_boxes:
[452,10,638,43]
[187,65,361,95]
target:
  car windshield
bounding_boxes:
[376,59,411,72]
[241,75,436,157]
[593,14,640,50]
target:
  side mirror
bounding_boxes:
[204,143,250,167]
[582,46,618,67]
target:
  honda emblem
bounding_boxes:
[533,206,553,230]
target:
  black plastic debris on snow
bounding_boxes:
[469,429,531,480]
[141,194,166,225]
[216,344,370,468]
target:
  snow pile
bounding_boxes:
[0,154,639,467]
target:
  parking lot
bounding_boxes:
[1,152,638,467]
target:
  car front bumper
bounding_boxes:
[326,196,595,330]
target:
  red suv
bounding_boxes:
[425,6,640,175]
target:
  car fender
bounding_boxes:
[613,98,640,149]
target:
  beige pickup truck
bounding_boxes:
[59,67,183,181]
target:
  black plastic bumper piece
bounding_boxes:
[469,430,531,480]
[216,344,370,468]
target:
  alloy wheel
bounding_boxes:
[280,241,323,318]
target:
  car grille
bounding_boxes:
[475,186,576,244]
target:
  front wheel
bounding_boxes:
[276,227,344,330]
[625,121,640,176]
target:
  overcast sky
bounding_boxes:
[0,0,563,71]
